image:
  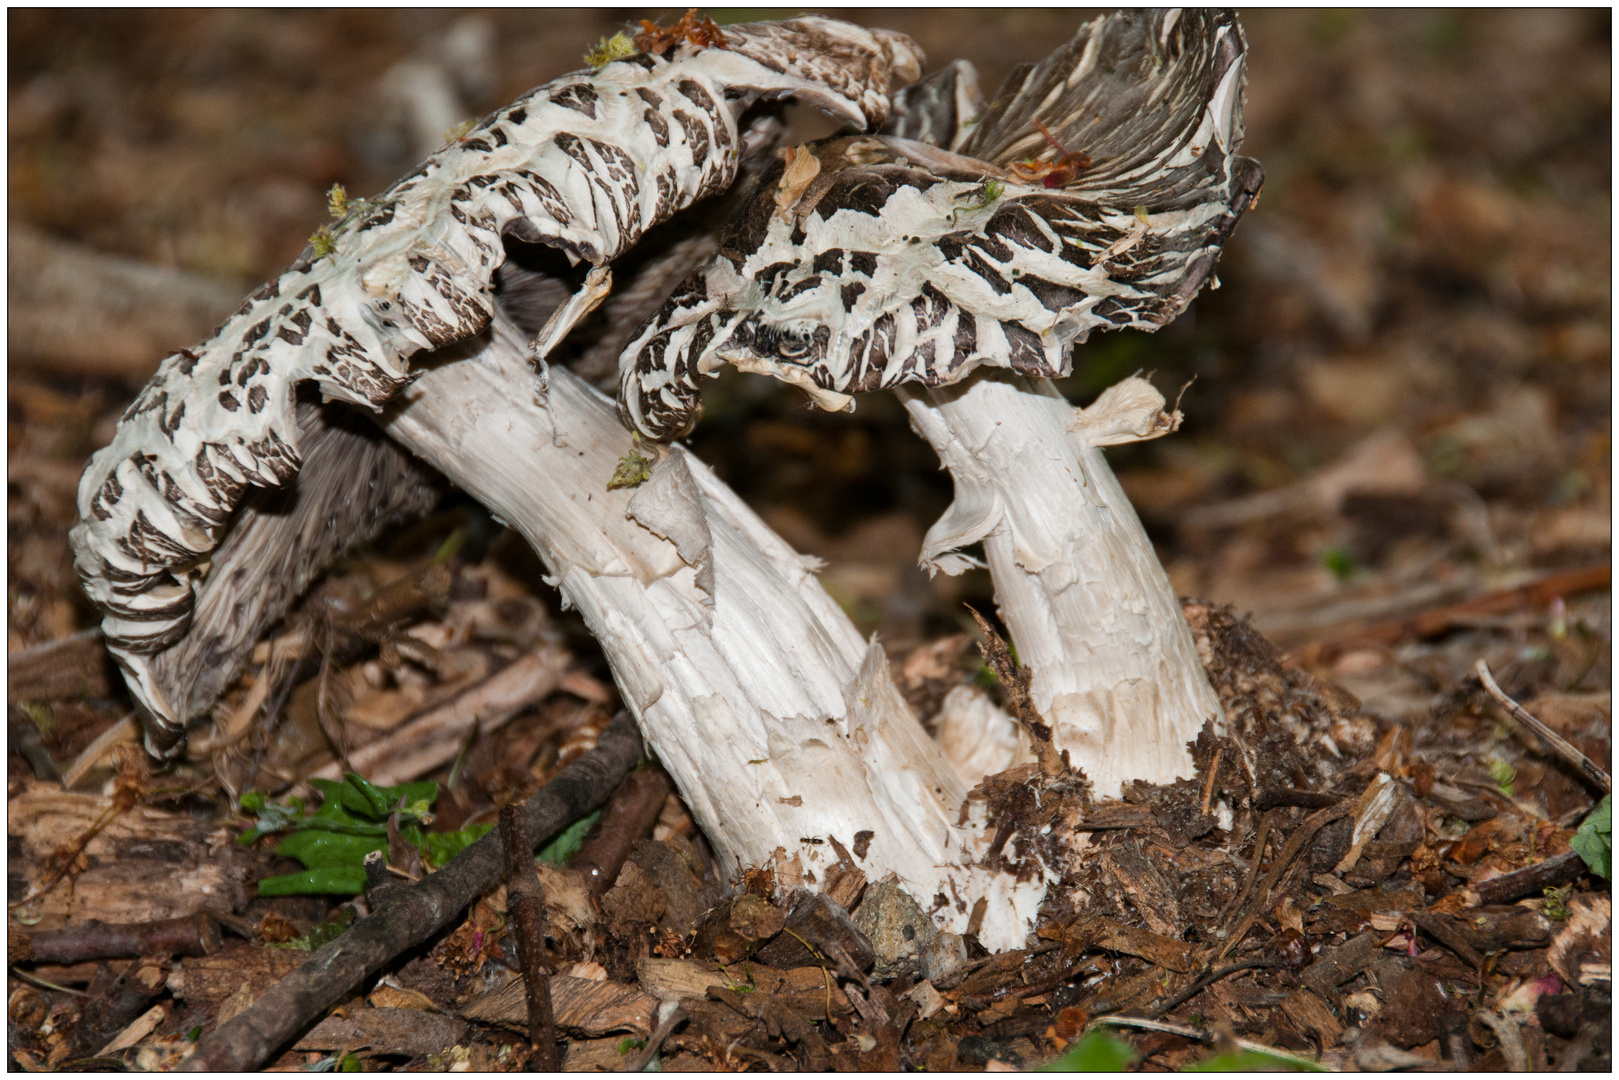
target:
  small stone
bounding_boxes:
[853,879,939,979]
[920,931,968,986]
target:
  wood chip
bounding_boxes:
[293,1007,469,1055]
[462,975,656,1038]
[8,781,253,927]
[97,1003,167,1055]
[1101,840,1183,938]
[307,646,570,787]
[1088,917,1199,973]
[1280,987,1343,1044]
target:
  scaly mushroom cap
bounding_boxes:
[617,9,1263,441]
[70,15,923,755]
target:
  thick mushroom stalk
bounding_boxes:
[901,374,1220,796]
[618,9,1260,792]
[386,315,1048,950]
[68,15,922,755]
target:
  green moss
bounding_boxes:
[585,31,637,70]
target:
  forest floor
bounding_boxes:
[8,9,1611,1072]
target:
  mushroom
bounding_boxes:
[617,9,1263,797]
[70,15,922,756]
[67,11,1259,954]
[68,14,1055,948]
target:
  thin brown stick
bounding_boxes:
[1217,799,1352,962]
[1472,849,1587,906]
[569,767,674,898]
[1310,562,1610,655]
[12,912,221,966]
[500,802,559,1071]
[1147,957,1281,1020]
[1215,812,1274,928]
[180,711,641,1073]
[625,1005,687,1072]
[1088,1016,1324,1071]
[1476,660,1610,795]
[1200,746,1224,818]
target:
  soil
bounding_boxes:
[7,9,1611,1072]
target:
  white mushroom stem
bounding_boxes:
[383,315,1050,950]
[899,373,1224,799]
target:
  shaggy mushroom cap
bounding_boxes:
[617,8,1263,441]
[69,15,923,756]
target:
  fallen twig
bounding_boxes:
[11,912,220,966]
[625,1004,687,1073]
[1471,849,1587,906]
[569,767,673,898]
[1215,812,1275,928]
[1217,799,1354,962]
[1089,1014,1325,1070]
[61,713,139,790]
[180,711,641,1073]
[500,801,559,1071]
[1146,957,1282,1020]
[1476,659,1610,795]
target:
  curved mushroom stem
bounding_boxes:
[899,372,1225,800]
[381,314,1049,951]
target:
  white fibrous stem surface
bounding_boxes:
[901,374,1224,798]
[384,317,1049,951]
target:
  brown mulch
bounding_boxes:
[8,8,1611,1073]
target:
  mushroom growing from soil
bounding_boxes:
[617,9,1264,797]
[68,11,1260,954]
[69,15,1053,950]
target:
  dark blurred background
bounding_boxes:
[9,8,1611,658]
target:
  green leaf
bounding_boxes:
[274,830,386,869]
[256,865,370,896]
[1184,1048,1326,1072]
[1040,1029,1139,1071]
[341,773,393,819]
[422,822,495,870]
[1571,794,1611,880]
[538,810,601,867]
[1488,757,1516,797]
[339,1051,363,1071]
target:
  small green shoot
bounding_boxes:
[1133,204,1151,226]
[444,118,478,145]
[309,225,336,260]
[1040,1028,1139,1071]
[948,179,1004,225]
[1487,757,1516,797]
[327,183,350,219]
[586,31,638,70]
[608,433,654,491]
[1321,546,1356,582]
[185,1025,203,1042]
[618,1038,648,1055]
[1570,794,1610,880]
[339,1051,363,1071]
[1542,884,1572,921]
